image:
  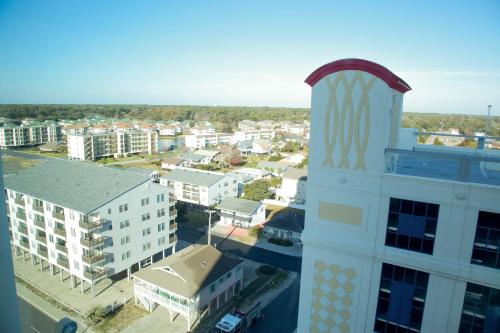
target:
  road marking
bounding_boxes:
[30,326,41,333]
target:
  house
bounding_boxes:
[216,197,265,228]
[179,153,210,166]
[5,159,177,298]
[194,149,220,163]
[251,139,272,155]
[281,152,307,166]
[231,167,272,181]
[160,168,238,206]
[257,161,291,176]
[275,167,307,205]
[161,157,185,170]
[133,244,244,331]
[237,140,253,155]
[190,125,216,135]
[159,125,177,136]
[263,210,304,243]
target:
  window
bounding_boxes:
[108,208,112,214]
[121,251,131,260]
[471,211,500,269]
[74,260,80,270]
[119,204,128,212]
[157,208,165,218]
[374,263,429,333]
[141,198,150,206]
[72,244,78,254]
[158,236,166,246]
[70,227,76,237]
[142,213,151,221]
[158,223,165,232]
[157,194,165,203]
[69,211,74,220]
[142,228,151,236]
[143,242,151,251]
[120,220,130,229]
[459,283,500,333]
[49,235,54,243]
[121,235,130,245]
[385,198,439,255]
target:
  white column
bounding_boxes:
[127,267,131,281]
[81,278,84,293]
[91,281,95,299]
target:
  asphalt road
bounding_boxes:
[177,224,302,333]
[18,296,57,333]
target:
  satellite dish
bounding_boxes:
[54,317,78,333]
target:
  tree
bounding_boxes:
[243,180,273,201]
[433,137,444,145]
[268,153,283,161]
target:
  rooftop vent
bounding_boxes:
[201,261,207,268]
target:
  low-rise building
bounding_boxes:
[257,161,291,176]
[160,168,238,206]
[185,133,233,149]
[133,244,244,331]
[275,167,307,205]
[231,167,272,181]
[263,210,304,243]
[251,139,272,155]
[161,157,185,170]
[5,159,177,297]
[216,197,265,228]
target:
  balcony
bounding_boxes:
[169,235,177,243]
[84,269,108,281]
[14,197,25,206]
[17,225,28,235]
[79,218,106,232]
[32,204,44,213]
[34,220,45,229]
[169,209,177,218]
[35,234,47,244]
[169,195,176,204]
[16,211,26,220]
[52,211,65,221]
[169,222,177,231]
[54,227,66,238]
[55,243,67,253]
[19,239,30,249]
[80,237,105,248]
[38,248,48,258]
[57,257,69,269]
[82,252,108,265]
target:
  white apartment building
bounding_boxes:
[67,129,158,161]
[160,168,238,207]
[5,159,177,298]
[133,244,244,331]
[232,129,275,144]
[238,120,258,131]
[0,121,62,149]
[297,58,500,333]
[216,197,265,229]
[184,133,233,149]
[275,167,308,206]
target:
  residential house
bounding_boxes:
[257,161,291,177]
[216,197,265,228]
[263,210,304,243]
[251,139,272,155]
[161,157,185,170]
[275,167,307,205]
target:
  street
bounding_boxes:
[18,296,57,333]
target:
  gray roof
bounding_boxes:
[162,156,184,166]
[264,211,305,234]
[217,197,261,216]
[162,168,224,187]
[282,166,308,181]
[180,153,205,163]
[4,159,150,213]
[257,161,291,172]
[133,245,243,299]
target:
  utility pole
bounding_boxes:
[487,104,493,136]
[205,208,216,246]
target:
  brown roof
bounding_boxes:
[133,245,243,299]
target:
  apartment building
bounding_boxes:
[5,159,177,297]
[0,121,62,149]
[133,244,243,331]
[184,133,233,149]
[67,129,158,161]
[160,168,238,207]
[297,59,500,333]
[232,129,275,143]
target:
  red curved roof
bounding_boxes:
[305,58,411,93]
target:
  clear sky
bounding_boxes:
[1,0,499,115]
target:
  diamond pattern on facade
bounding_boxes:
[309,261,356,333]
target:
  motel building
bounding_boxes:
[133,244,244,331]
[297,59,500,332]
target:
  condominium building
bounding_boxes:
[160,168,238,207]
[5,159,177,297]
[184,133,233,149]
[67,129,158,161]
[297,59,500,332]
[0,121,62,149]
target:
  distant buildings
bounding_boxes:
[184,133,233,149]
[0,121,62,149]
[133,244,244,331]
[216,197,265,228]
[160,168,238,207]
[275,167,307,206]
[67,129,158,161]
[297,59,500,333]
[5,159,177,297]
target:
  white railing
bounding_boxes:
[134,284,190,315]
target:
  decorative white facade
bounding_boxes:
[297,59,500,333]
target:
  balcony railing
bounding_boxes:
[54,227,66,238]
[169,235,177,243]
[17,225,28,235]
[82,253,108,265]
[16,211,26,220]
[55,243,67,253]
[169,222,177,231]
[19,239,30,249]
[169,209,177,218]
[14,197,25,206]
[38,248,48,258]
[34,220,45,229]
[80,237,105,248]
[32,204,44,213]
[79,218,106,232]
[84,269,108,281]
[52,211,65,220]
[169,195,176,203]
[35,234,47,244]
[57,257,69,269]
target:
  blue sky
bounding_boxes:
[1,0,499,115]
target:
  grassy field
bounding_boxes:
[93,301,149,333]
[2,156,40,173]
